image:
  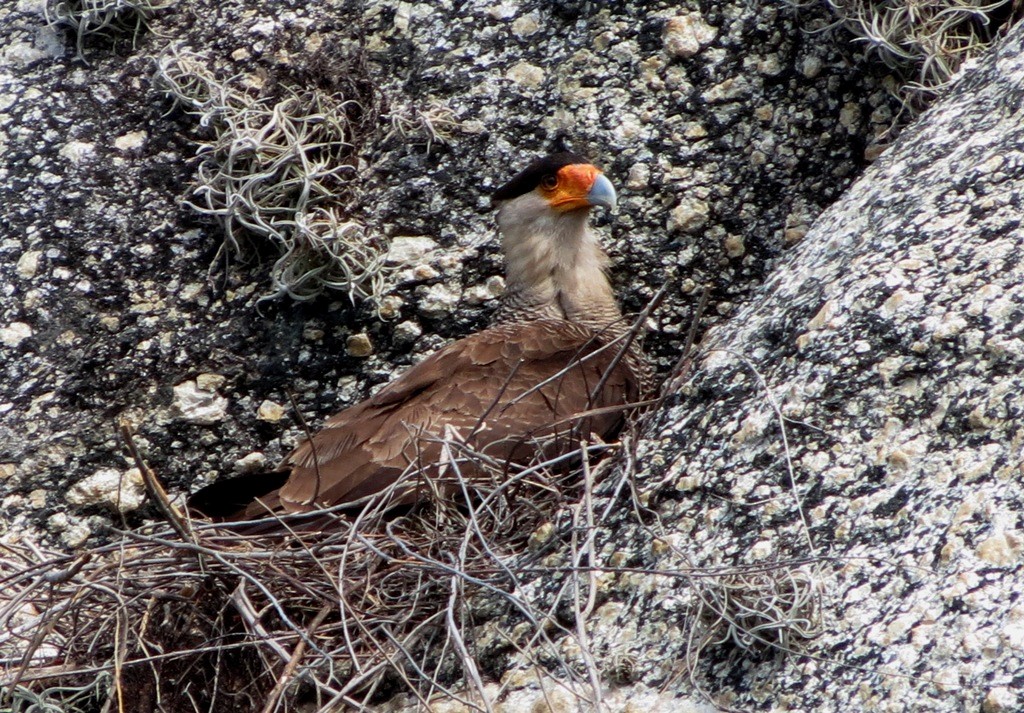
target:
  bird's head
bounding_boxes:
[491,152,617,217]
[489,151,620,322]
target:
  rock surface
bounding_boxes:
[498,20,1024,713]
[5,0,1013,710]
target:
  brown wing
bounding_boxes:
[250,319,641,516]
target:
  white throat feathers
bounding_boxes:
[495,191,621,328]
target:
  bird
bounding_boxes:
[188,151,649,522]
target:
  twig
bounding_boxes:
[261,601,332,713]
[286,388,325,507]
[230,581,291,664]
[118,418,197,546]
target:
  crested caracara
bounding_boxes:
[189,151,649,521]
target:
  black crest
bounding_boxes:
[491,151,589,203]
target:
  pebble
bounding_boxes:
[257,400,286,422]
[417,283,460,318]
[626,163,650,190]
[984,687,1018,713]
[505,62,545,88]
[511,13,539,37]
[346,332,374,357]
[464,275,505,304]
[196,372,226,391]
[976,531,1023,565]
[0,322,32,348]
[393,320,423,344]
[386,236,438,265]
[377,294,404,319]
[16,250,40,279]
[667,197,710,234]
[663,13,717,59]
[234,452,268,472]
[66,467,146,512]
[173,379,228,424]
[114,130,147,152]
[58,141,95,163]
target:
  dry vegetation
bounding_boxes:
[45,0,174,62]
[805,0,1024,111]
[153,44,394,306]
[0,443,822,712]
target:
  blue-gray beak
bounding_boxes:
[586,174,617,211]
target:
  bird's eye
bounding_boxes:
[541,174,558,190]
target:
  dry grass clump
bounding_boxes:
[153,45,392,304]
[689,564,822,657]
[814,0,1024,110]
[46,0,173,62]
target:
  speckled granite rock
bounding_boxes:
[463,22,1024,713]
[5,0,990,708]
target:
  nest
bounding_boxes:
[0,439,613,712]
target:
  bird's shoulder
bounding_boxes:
[365,318,604,409]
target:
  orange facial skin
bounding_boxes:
[541,163,602,212]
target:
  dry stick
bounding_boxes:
[230,581,292,663]
[2,639,311,688]
[433,444,615,707]
[112,607,128,713]
[361,524,542,626]
[260,601,332,713]
[429,450,474,702]
[110,535,132,713]
[441,453,494,713]
[5,585,79,701]
[133,597,167,713]
[410,443,570,703]
[40,553,91,584]
[587,274,674,406]
[118,419,196,546]
[570,442,603,711]
[320,530,437,708]
[541,398,658,434]
[444,573,492,713]
[375,624,461,710]
[286,388,326,507]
